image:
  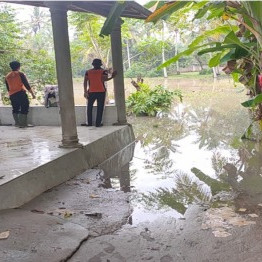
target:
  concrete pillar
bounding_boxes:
[49,3,81,148]
[119,163,131,193]
[110,20,127,125]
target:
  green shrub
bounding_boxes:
[124,62,163,78]
[124,63,147,78]
[199,68,213,75]
[126,83,182,116]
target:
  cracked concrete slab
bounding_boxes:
[0,209,88,262]
[0,169,132,262]
[22,170,132,236]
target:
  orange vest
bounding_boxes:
[87,69,106,93]
[5,71,26,96]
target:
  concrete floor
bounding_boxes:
[0,169,132,262]
[0,125,135,210]
[0,125,125,185]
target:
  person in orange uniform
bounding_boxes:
[83,59,117,127]
[5,61,36,127]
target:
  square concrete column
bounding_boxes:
[110,20,127,125]
[48,3,81,148]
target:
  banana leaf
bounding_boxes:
[157,45,204,70]
[206,4,225,20]
[208,52,222,67]
[223,31,242,45]
[144,1,165,10]
[145,1,190,23]
[220,49,236,64]
[193,3,210,20]
[189,25,236,48]
[219,46,249,64]
[157,41,220,69]
[197,44,237,56]
[241,94,262,108]
[191,167,230,195]
[99,1,126,37]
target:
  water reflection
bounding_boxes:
[223,142,262,214]
[126,81,262,224]
[141,172,211,215]
[99,79,262,225]
[98,142,135,193]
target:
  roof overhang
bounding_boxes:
[1,1,151,19]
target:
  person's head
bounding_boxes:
[92,59,102,69]
[9,61,21,71]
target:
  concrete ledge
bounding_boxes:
[0,105,117,126]
[0,125,135,210]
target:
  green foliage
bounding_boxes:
[21,49,56,91]
[199,68,213,75]
[124,62,162,78]
[148,0,262,138]
[69,12,111,68]
[0,5,56,104]
[241,94,262,108]
[0,4,22,103]
[126,83,182,116]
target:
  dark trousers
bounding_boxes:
[87,92,106,126]
[10,91,29,114]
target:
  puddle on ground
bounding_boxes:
[100,77,262,229]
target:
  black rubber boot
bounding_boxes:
[12,113,20,127]
[19,114,34,128]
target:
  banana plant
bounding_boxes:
[146,0,262,140]
[99,1,126,37]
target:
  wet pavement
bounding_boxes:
[0,125,124,185]
[70,205,262,262]
[0,170,131,262]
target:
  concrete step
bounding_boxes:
[0,125,135,210]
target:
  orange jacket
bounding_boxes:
[5,71,26,96]
[86,69,106,93]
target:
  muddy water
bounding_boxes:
[102,76,262,226]
[73,75,235,105]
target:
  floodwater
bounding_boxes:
[73,75,233,105]
[102,76,262,226]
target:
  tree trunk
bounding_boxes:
[194,55,204,70]
[175,29,180,74]
[106,49,110,68]
[162,21,168,78]
[126,39,131,69]
[215,66,220,75]
[212,67,217,78]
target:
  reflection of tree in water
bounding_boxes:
[144,146,174,176]
[127,99,255,215]
[141,172,211,215]
[223,142,262,210]
[142,142,262,215]
[186,107,233,149]
[130,116,186,176]
[211,151,228,178]
[130,116,186,150]
[191,167,230,195]
[174,103,247,150]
